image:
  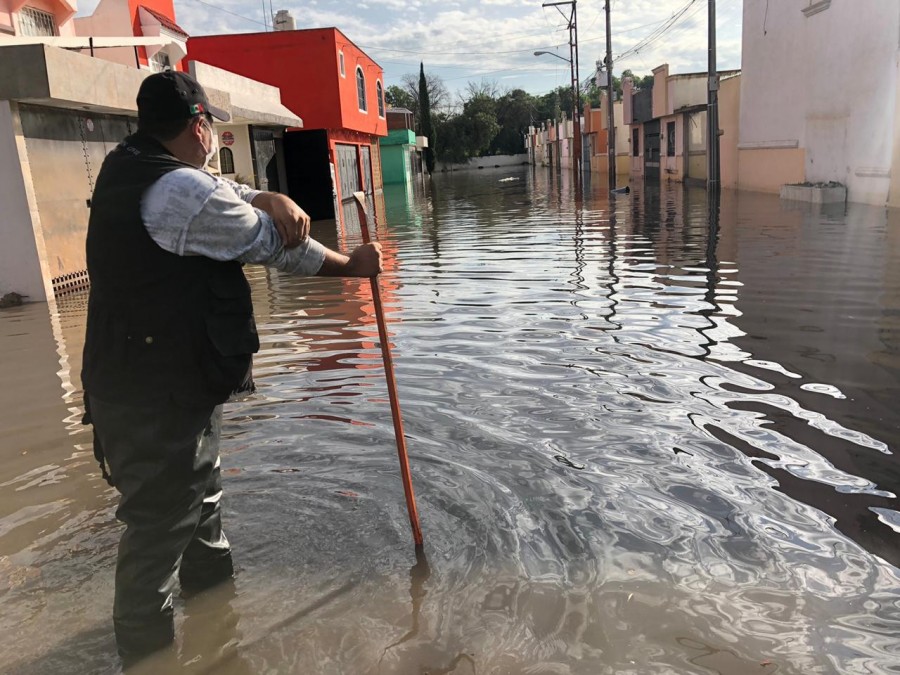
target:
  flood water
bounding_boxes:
[2,168,899,674]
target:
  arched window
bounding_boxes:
[219,146,235,174]
[376,80,385,118]
[356,67,367,112]
[339,50,345,77]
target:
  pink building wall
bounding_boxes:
[0,0,78,36]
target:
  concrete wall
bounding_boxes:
[720,75,741,190]
[652,64,668,119]
[740,0,900,204]
[74,0,141,69]
[437,153,528,173]
[0,101,51,301]
[670,75,707,113]
[215,123,254,182]
[738,147,806,194]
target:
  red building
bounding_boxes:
[189,27,388,222]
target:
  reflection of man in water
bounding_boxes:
[80,71,382,668]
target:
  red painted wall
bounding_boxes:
[188,28,386,137]
[334,33,388,138]
[126,0,181,69]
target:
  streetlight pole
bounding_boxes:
[540,0,581,176]
[604,0,615,190]
[707,0,720,192]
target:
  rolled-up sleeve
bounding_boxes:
[142,168,326,276]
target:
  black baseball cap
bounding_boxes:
[137,71,230,124]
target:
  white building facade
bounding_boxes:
[739,0,900,206]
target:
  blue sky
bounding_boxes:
[78,0,743,100]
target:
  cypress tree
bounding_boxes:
[418,62,435,174]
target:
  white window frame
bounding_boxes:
[356,66,367,113]
[339,51,345,77]
[18,6,57,37]
[149,50,172,73]
[376,80,385,118]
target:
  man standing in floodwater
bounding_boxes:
[80,71,382,667]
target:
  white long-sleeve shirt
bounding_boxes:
[140,168,326,276]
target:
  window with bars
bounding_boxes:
[18,6,56,37]
[219,147,235,174]
[376,81,384,118]
[356,67,367,112]
[149,51,172,73]
[666,121,676,157]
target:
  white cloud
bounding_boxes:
[170,0,742,95]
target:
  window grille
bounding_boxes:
[356,67,367,112]
[377,81,385,118]
[219,147,235,174]
[19,6,56,36]
[149,51,172,73]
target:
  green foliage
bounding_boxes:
[384,85,415,111]
[387,66,656,166]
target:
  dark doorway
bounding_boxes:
[643,119,661,181]
[250,127,279,193]
[283,129,334,221]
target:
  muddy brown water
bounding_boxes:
[1,169,899,674]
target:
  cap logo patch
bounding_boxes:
[190,103,206,115]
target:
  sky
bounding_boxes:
[77,0,744,100]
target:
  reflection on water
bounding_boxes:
[1,170,899,674]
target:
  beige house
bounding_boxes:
[623,64,741,187]
[582,96,630,177]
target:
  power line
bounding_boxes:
[179,0,267,28]
[615,0,698,61]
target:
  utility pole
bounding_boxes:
[542,1,581,176]
[707,0,720,192]
[604,0,615,190]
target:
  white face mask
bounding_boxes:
[204,125,219,170]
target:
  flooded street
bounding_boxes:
[2,167,899,674]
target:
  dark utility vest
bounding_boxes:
[82,132,259,408]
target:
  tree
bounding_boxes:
[384,85,415,111]
[418,63,436,174]
[400,70,450,122]
[490,89,535,155]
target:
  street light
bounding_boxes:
[534,50,570,63]
[535,50,581,175]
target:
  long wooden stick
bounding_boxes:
[352,192,423,548]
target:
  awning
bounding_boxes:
[189,61,303,128]
[138,7,187,62]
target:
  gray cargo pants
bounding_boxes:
[87,395,234,663]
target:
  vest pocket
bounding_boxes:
[205,314,260,356]
[206,269,259,356]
